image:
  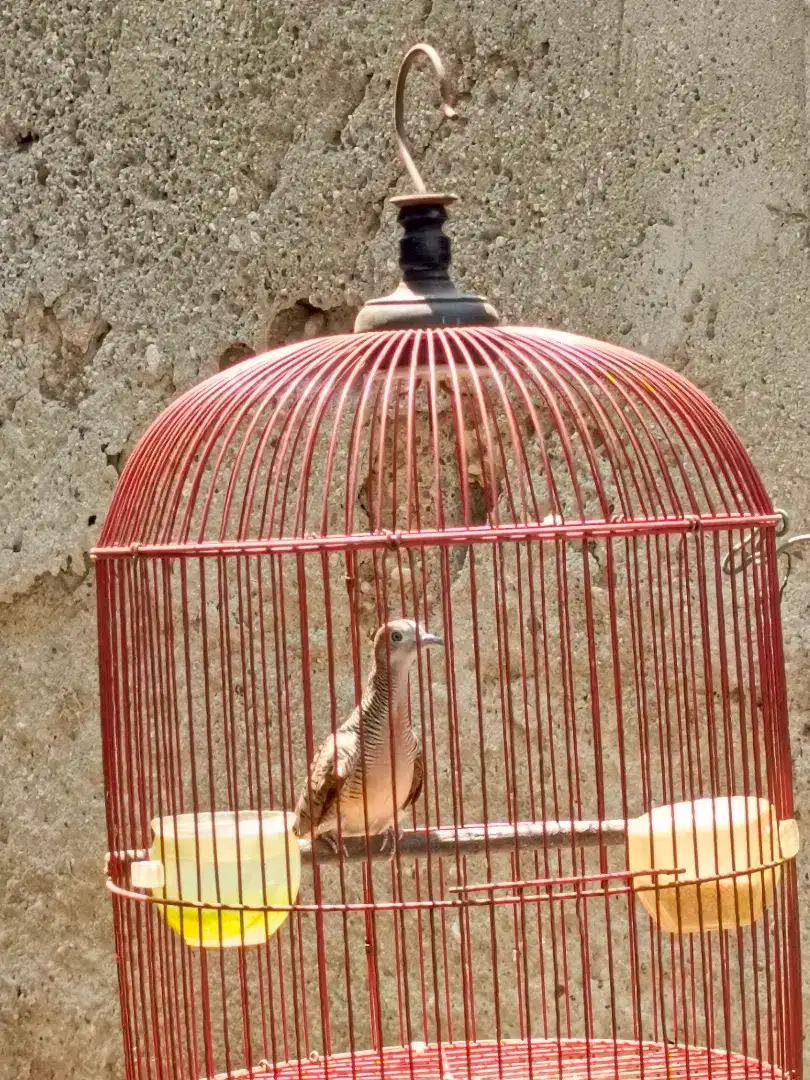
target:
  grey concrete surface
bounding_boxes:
[2,2,810,1078]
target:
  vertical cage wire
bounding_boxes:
[96,326,800,1080]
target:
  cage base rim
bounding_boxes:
[201,1037,788,1080]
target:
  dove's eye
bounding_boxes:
[391,630,403,643]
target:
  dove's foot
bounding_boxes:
[320,832,349,859]
[379,826,402,860]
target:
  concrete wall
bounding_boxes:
[2,2,810,1078]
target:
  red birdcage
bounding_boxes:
[97,44,801,1080]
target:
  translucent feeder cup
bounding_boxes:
[131,811,301,948]
[627,795,800,934]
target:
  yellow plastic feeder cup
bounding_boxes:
[133,810,301,949]
[627,795,800,935]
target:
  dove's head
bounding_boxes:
[373,618,443,673]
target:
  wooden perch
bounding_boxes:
[298,819,629,864]
[108,818,631,876]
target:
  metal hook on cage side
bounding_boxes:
[395,43,457,195]
[774,531,810,597]
[721,508,785,586]
[721,509,810,599]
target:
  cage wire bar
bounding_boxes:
[95,42,800,1080]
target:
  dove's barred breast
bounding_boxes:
[330,667,419,836]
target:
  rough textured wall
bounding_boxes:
[2,1,810,1078]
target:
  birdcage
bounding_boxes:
[97,44,802,1080]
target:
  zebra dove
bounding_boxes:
[293,618,442,855]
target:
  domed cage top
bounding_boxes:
[95,45,801,1080]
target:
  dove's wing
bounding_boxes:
[401,735,424,812]
[293,723,360,838]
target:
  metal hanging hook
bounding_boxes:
[721,508,810,599]
[395,43,457,195]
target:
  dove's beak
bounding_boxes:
[419,629,443,648]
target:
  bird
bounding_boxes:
[293,618,443,857]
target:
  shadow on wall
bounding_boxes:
[217,301,358,371]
